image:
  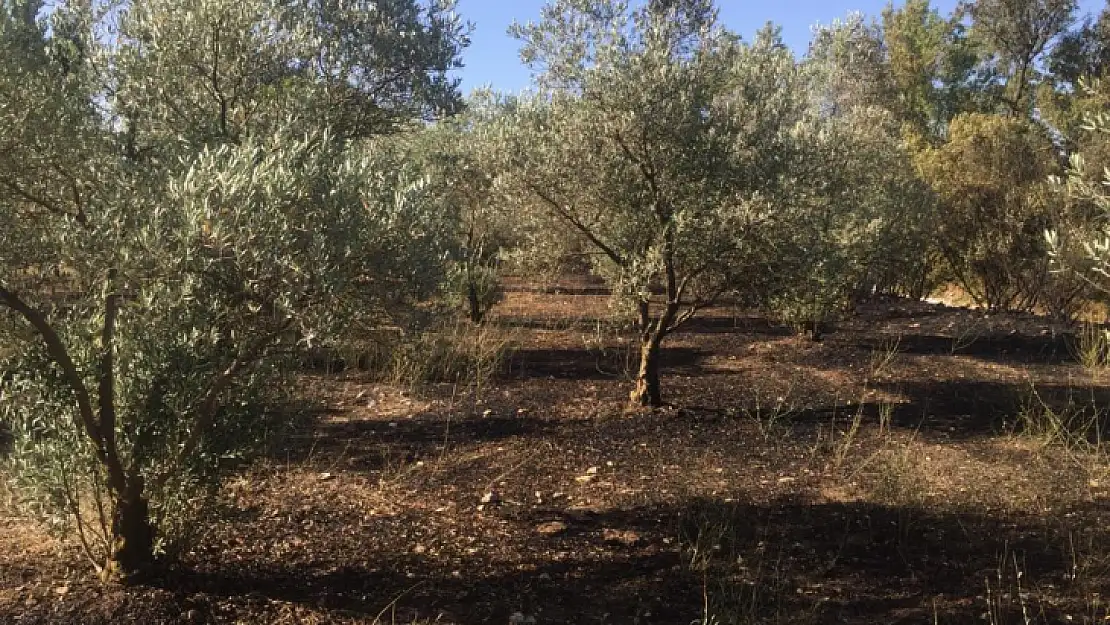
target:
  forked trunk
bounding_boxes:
[102,472,155,584]
[630,338,663,408]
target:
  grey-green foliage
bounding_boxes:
[111,0,467,149]
[749,15,948,336]
[1050,89,1110,300]
[762,105,927,336]
[506,8,805,305]
[0,0,463,577]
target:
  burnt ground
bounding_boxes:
[3,287,1110,624]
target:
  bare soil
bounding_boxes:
[3,286,1109,624]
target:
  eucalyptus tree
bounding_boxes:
[968,0,1077,115]
[500,0,804,407]
[0,0,466,581]
[882,0,986,141]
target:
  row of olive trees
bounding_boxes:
[433,0,970,407]
[424,0,1110,408]
[5,0,1110,585]
[0,0,468,581]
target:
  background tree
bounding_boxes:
[884,0,987,141]
[915,113,1066,311]
[399,91,521,324]
[804,11,949,302]
[967,0,1077,115]
[500,1,805,407]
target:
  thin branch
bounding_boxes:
[525,182,627,267]
[0,282,127,493]
[97,284,121,483]
[155,319,293,490]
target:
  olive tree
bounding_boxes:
[803,14,947,303]
[1049,87,1110,304]
[498,0,804,407]
[398,92,521,324]
[763,104,936,337]
[0,0,465,581]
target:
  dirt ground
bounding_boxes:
[3,285,1110,624]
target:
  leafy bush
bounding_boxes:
[0,0,466,581]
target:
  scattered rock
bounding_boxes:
[574,474,596,484]
[602,528,643,546]
[480,491,501,505]
[586,466,599,475]
[318,472,335,482]
[412,544,427,554]
[535,521,568,536]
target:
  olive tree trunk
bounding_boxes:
[628,295,680,409]
[630,334,663,407]
[102,472,155,582]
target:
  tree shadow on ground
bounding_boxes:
[111,496,1103,625]
[505,346,707,381]
[264,406,558,473]
[0,419,11,458]
[768,378,1110,442]
[675,314,794,336]
[857,330,1075,366]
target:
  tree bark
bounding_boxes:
[466,280,484,324]
[630,336,663,408]
[102,471,154,583]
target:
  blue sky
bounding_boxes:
[454,0,1105,94]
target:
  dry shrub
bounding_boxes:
[388,321,519,391]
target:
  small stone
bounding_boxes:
[318,472,334,481]
[412,544,427,554]
[535,521,568,536]
[482,409,494,417]
[574,474,596,484]
[586,466,599,475]
[53,586,69,596]
[777,476,796,484]
[602,528,643,546]
[480,491,500,505]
